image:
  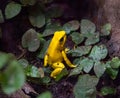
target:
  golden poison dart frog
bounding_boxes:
[44,31,76,78]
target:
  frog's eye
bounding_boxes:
[59,37,64,42]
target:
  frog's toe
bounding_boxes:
[65,48,70,53]
[50,74,56,78]
[70,64,76,68]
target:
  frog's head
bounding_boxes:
[54,31,66,48]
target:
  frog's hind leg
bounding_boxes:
[51,68,63,78]
[51,62,65,78]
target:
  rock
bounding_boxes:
[96,0,120,57]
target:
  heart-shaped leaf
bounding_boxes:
[100,23,111,36]
[5,2,22,19]
[94,62,106,78]
[106,61,119,80]
[89,45,108,61]
[46,4,63,18]
[63,20,80,34]
[110,57,120,69]
[81,19,96,37]
[22,29,40,52]
[85,32,99,45]
[69,58,83,76]
[70,32,84,45]
[82,58,94,73]
[42,23,62,37]
[29,6,45,28]
[1,60,25,94]
[68,46,92,57]
[69,66,82,76]
[74,74,99,98]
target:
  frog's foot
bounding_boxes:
[69,64,76,68]
[50,68,63,78]
[65,48,70,53]
[50,62,65,78]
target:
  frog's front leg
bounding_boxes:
[44,54,49,67]
[62,50,76,68]
[51,62,65,78]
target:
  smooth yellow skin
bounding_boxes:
[44,31,76,78]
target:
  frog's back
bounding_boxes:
[46,31,66,63]
[47,40,63,63]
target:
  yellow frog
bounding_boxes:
[44,31,76,78]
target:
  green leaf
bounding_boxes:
[22,29,40,52]
[85,32,99,45]
[0,52,10,69]
[37,40,50,59]
[70,32,84,45]
[63,20,80,34]
[100,86,116,96]
[0,9,4,23]
[37,91,52,98]
[42,29,55,37]
[110,57,120,69]
[81,19,96,37]
[42,23,62,37]
[27,76,51,84]
[41,76,51,84]
[20,0,36,6]
[18,59,29,68]
[82,58,94,73]
[100,23,111,36]
[55,68,68,81]
[71,57,94,74]
[94,62,106,78]
[105,59,120,80]
[74,74,99,98]
[106,67,119,80]
[46,4,63,18]
[5,2,22,19]
[89,45,108,61]
[24,65,41,78]
[29,6,45,28]
[69,58,83,76]
[69,57,94,76]
[68,46,92,57]
[69,66,82,76]
[1,60,25,94]
[43,67,52,74]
